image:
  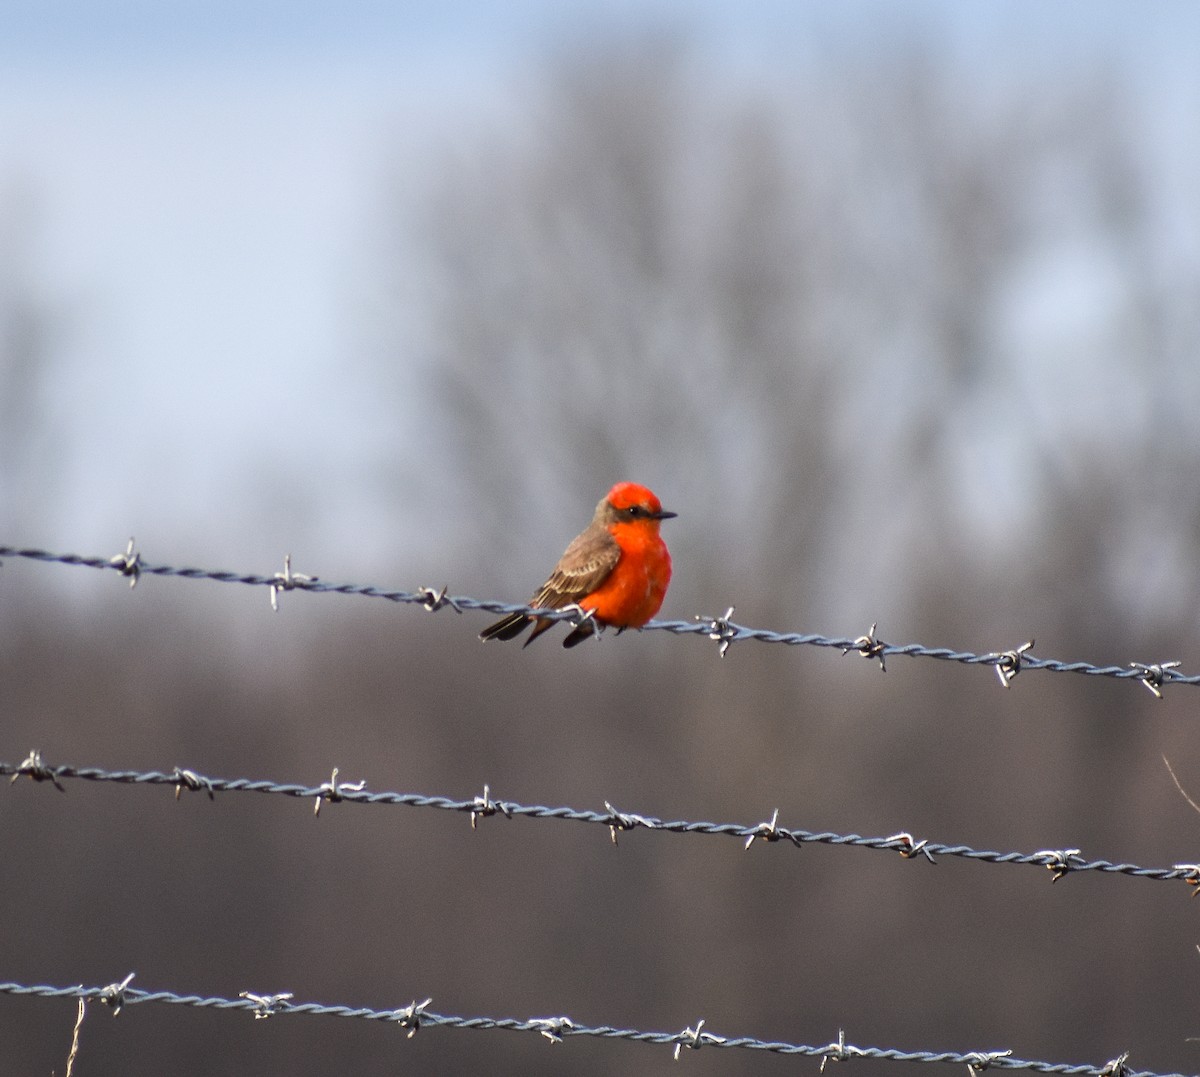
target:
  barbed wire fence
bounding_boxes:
[0,541,1195,693]
[0,977,1162,1076]
[5,753,1200,891]
[3,539,1199,1074]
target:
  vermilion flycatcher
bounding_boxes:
[480,481,676,648]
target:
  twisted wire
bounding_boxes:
[1,544,1195,689]
[3,757,1196,891]
[0,979,1178,1075]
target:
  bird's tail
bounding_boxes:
[480,612,563,647]
[479,612,531,642]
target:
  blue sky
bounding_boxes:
[2,1,1198,574]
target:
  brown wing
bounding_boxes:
[530,524,621,608]
[478,518,620,645]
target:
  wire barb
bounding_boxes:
[1100,1052,1130,1077]
[314,767,366,817]
[820,1028,864,1072]
[470,784,511,829]
[603,801,654,846]
[98,973,135,1016]
[532,1015,576,1044]
[108,537,141,588]
[887,831,936,864]
[1131,661,1181,699]
[269,554,315,612]
[964,1049,1013,1077]
[843,622,887,672]
[239,990,294,1019]
[994,640,1034,689]
[416,584,462,614]
[9,749,64,792]
[561,602,601,641]
[697,606,739,657]
[745,808,783,851]
[394,997,433,1038]
[172,766,214,800]
[673,1018,724,1060]
[1171,863,1200,897]
[1035,848,1084,882]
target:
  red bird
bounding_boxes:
[480,482,676,648]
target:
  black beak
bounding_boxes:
[654,509,677,520]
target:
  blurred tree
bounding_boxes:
[401,40,845,622]
[0,183,60,538]
[398,42,1200,642]
[379,44,1200,1051]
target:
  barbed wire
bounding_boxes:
[0,542,1194,695]
[3,546,1194,1074]
[0,977,1166,1075]
[5,753,1199,895]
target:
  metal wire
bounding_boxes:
[3,755,1197,892]
[0,543,1195,691]
[0,978,1173,1075]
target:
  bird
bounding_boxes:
[479,481,676,648]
